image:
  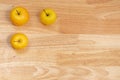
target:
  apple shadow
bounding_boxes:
[5,5,14,25]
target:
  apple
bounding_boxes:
[10,6,29,26]
[40,8,57,25]
[10,33,28,49]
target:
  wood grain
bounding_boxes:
[0,0,120,80]
[0,66,120,80]
[0,0,120,34]
[0,34,120,80]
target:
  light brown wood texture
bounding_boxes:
[0,34,120,80]
[0,0,120,34]
[0,0,120,80]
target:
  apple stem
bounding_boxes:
[14,40,21,42]
[43,9,49,16]
[16,10,21,15]
[14,41,18,42]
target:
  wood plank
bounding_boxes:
[0,66,120,80]
[0,0,120,34]
[0,34,120,79]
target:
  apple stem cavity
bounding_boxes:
[16,10,21,15]
[43,9,49,16]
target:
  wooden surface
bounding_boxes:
[0,0,120,80]
[1,0,120,34]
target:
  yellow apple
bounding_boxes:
[40,8,57,25]
[10,6,29,26]
[10,33,28,49]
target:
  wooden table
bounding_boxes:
[0,0,120,80]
